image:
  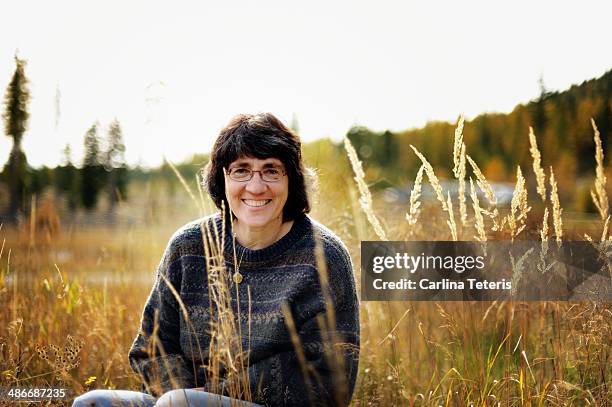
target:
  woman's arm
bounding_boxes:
[128,232,197,396]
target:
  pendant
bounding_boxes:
[233,272,243,284]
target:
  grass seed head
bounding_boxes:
[590,118,608,220]
[458,143,468,226]
[549,167,563,247]
[529,127,547,202]
[466,154,500,230]
[406,165,424,226]
[410,145,448,212]
[344,138,388,240]
[469,178,487,242]
[452,115,465,178]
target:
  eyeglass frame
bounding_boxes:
[225,166,287,182]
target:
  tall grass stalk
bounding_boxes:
[469,178,487,244]
[452,115,465,178]
[538,207,553,274]
[168,167,251,400]
[452,116,468,226]
[458,143,468,226]
[200,212,252,401]
[506,166,530,240]
[405,165,424,226]
[466,154,501,230]
[165,158,204,215]
[549,167,563,247]
[344,138,388,240]
[590,118,608,221]
[410,145,448,212]
[529,127,547,202]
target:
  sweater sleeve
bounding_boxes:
[128,233,197,396]
[248,239,360,407]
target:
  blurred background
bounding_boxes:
[0,0,611,230]
[0,1,612,230]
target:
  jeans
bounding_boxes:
[71,389,262,407]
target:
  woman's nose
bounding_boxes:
[245,172,267,193]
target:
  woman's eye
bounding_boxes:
[233,168,250,175]
[264,168,281,176]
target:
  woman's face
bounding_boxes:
[225,156,289,228]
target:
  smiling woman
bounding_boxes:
[72,113,360,407]
[224,157,290,249]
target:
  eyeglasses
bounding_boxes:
[226,167,286,182]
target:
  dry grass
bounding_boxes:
[452,116,467,226]
[529,127,547,202]
[466,154,501,232]
[344,138,388,241]
[550,168,564,247]
[410,145,448,213]
[591,118,609,221]
[469,178,487,243]
[199,210,252,401]
[1,119,611,406]
[505,166,531,241]
[405,164,424,227]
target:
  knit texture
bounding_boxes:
[128,214,360,406]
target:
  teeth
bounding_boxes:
[242,199,271,207]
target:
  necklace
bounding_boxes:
[231,221,291,285]
[232,232,243,284]
[233,271,243,284]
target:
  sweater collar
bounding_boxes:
[220,214,311,263]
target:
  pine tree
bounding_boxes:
[80,123,105,209]
[104,119,128,212]
[531,75,549,134]
[61,143,73,166]
[2,55,31,224]
[55,144,79,210]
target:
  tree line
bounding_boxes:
[0,56,127,224]
[346,69,611,210]
[2,55,609,224]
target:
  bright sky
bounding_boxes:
[0,0,610,168]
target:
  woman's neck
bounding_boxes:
[233,217,294,250]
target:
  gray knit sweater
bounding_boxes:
[128,214,360,406]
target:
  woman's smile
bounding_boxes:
[242,199,272,208]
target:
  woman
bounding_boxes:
[73,113,360,407]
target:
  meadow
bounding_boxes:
[1,120,610,406]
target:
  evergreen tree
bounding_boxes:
[2,55,31,224]
[530,75,550,134]
[30,166,52,195]
[61,143,73,166]
[103,119,128,212]
[80,123,105,209]
[55,144,79,209]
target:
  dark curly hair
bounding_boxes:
[203,113,310,222]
